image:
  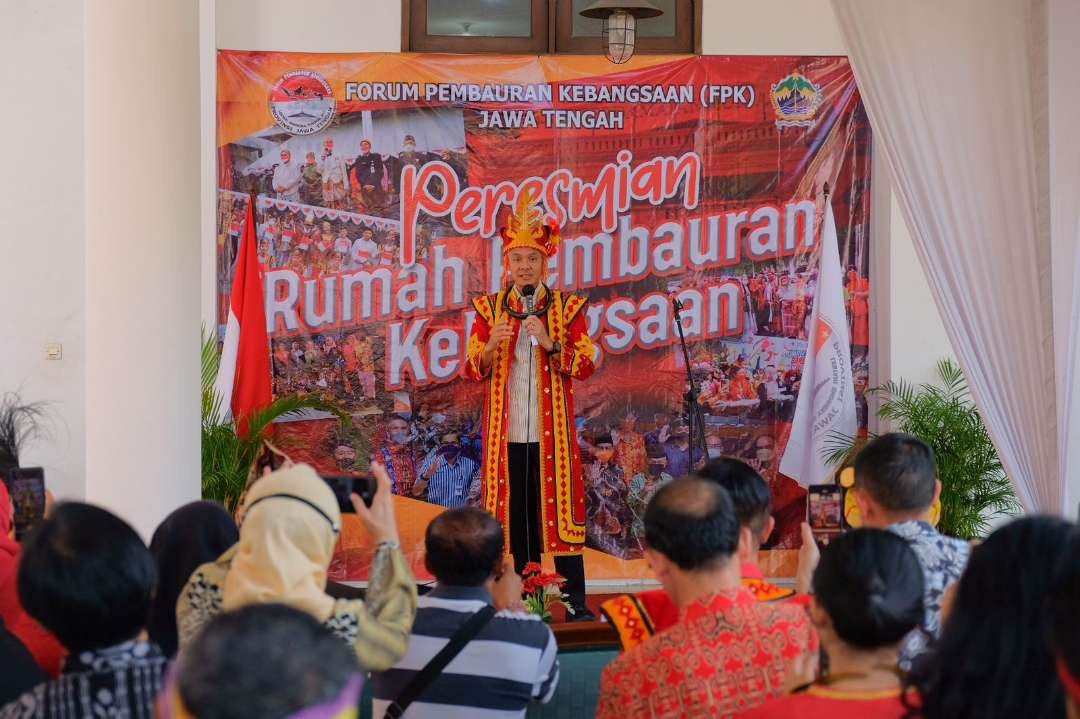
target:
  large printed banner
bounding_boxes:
[216,52,872,582]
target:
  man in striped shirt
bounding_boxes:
[415,431,480,508]
[370,508,559,718]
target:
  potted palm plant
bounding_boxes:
[0,393,49,476]
[826,358,1018,540]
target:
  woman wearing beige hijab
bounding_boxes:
[177,461,417,671]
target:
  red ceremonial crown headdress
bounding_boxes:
[499,190,561,258]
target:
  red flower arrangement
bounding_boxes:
[521,562,571,623]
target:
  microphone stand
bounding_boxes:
[522,286,537,564]
[672,297,708,471]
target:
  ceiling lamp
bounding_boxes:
[580,0,663,65]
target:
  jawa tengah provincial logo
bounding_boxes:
[770,71,824,128]
[269,69,336,135]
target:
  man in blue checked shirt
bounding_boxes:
[415,430,480,508]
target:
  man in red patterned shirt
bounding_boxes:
[600,458,808,652]
[597,477,818,719]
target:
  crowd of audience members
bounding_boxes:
[0,432,1078,718]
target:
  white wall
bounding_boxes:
[216,0,401,52]
[0,0,87,502]
[700,0,845,56]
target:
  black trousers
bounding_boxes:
[507,442,587,609]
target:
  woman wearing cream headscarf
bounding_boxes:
[177,461,417,671]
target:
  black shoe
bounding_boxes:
[567,605,596,622]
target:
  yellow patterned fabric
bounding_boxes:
[499,189,561,257]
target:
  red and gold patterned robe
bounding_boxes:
[462,287,597,555]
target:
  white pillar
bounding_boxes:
[84,0,202,539]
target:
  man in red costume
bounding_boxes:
[463,191,597,620]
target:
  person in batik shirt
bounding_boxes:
[847,433,970,671]
[0,504,167,719]
[596,478,817,719]
[601,458,808,651]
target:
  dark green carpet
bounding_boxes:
[527,648,618,718]
[359,647,618,718]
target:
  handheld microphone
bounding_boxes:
[522,284,538,346]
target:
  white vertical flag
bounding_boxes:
[780,196,858,487]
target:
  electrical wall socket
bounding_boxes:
[44,343,62,360]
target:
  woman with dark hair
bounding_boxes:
[906,516,1072,719]
[0,502,166,718]
[745,528,924,718]
[148,501,238,658]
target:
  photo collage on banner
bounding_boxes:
[216,53,873,581]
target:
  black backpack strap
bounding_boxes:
[383,604,497,719]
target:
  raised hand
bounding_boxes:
[350,461,400,545]
[491,557,526,611]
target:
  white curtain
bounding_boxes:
[1049,0,1080,515]
[831,0,1069,512]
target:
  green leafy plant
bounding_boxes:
[201,329,353,511]
[0,393,49,473]
[825,358,1019,540]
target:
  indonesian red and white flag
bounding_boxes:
[213,197,272,438]
[780,197,857,487]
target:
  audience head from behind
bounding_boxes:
[597,476,818,719]
[224,463,341,619]
[853,433,940,527]
[425,506,504,587]
[149,501,238,658]
[1050,527,1080,719]
[18,501,156,652]
[909,516,1073,719]
[812,528,923,661]
[693,457,773,557]
[743,529,924,718]
[370,508,553,718]
[173,603,362,719]
[643,476,741,608]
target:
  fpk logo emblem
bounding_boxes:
[770,71,824,128]
[269,69,336,135]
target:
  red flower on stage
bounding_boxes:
[520,564,570,622]
[522,562,544,576]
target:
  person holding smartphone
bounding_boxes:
[0,478,65,677]
[177,461,417,671]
